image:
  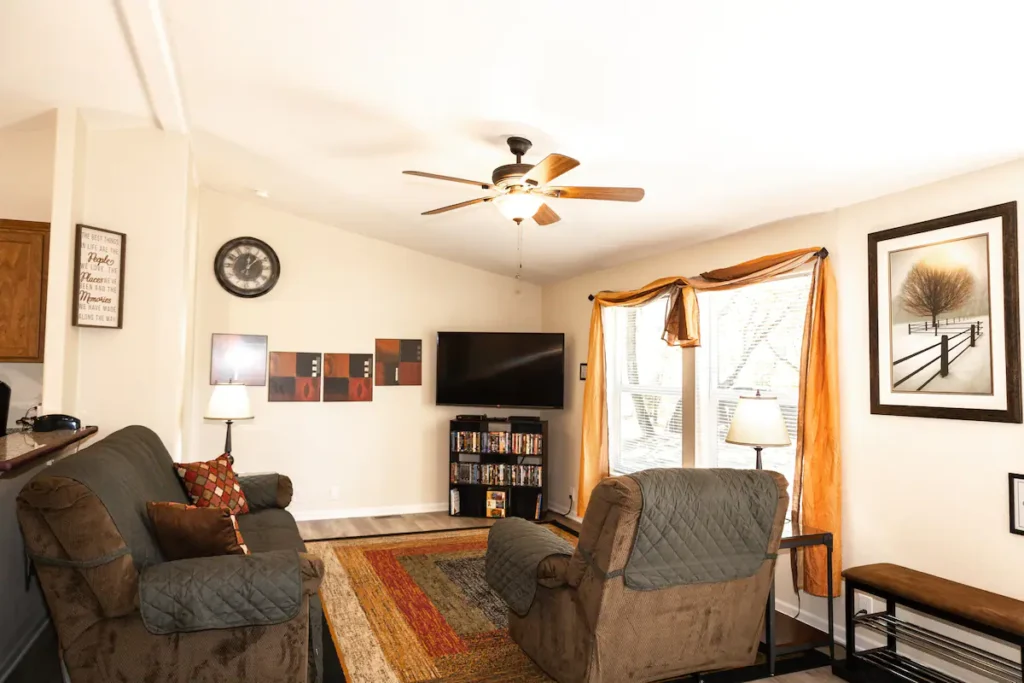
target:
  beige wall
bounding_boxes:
[541,158,1024,642]
[73,127,194,454]
[41,109,86,417]
[0,116,55,424]
[188,190,542,519]
[0,120,55,221]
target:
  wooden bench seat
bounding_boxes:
[844,562,1024,639]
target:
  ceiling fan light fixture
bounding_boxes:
[494,191,544,223]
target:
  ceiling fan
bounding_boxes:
[403,136,645,225]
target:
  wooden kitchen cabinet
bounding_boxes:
[0,219,49,362]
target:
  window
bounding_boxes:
[606,296,684,474]
[695,274,812,485]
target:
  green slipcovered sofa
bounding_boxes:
[17,425,324,683]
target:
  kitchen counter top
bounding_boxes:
[0,427,99,473]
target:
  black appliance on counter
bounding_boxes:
[0,380,9,433]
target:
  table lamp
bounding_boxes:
[205,383,253,465]
[725,390,791,470]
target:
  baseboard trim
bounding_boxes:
[775,596,886,653]
[0,617,50,682]
[291,502,449,522]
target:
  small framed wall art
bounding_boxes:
[323,353,373,402]
[210,334,268,385]
[73,224,126,328]
[375,339,422,386]
[268,352,321,402]
[868,202,1021,423]
[1010,473,1024,536]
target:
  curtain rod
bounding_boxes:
[585,247,829,301]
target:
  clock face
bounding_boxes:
[214,237,280,298]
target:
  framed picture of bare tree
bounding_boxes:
[868,202,1021,422]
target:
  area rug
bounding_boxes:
[307,524,577,683]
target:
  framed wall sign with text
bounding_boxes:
[73,224,126,329]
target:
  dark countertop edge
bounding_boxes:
[0,427,99,473]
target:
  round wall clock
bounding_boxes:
[213,237,280,298]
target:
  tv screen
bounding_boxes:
[436,332,565,409]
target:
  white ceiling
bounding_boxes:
[4,1,1024,282]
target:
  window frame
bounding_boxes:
[603,272,812,480]
[695,272,811,481]
[606,299,685,476]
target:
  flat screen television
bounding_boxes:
[436,332,565,409]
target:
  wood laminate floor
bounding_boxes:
[297,509,582,541]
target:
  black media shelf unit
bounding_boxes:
[448,417,547,521]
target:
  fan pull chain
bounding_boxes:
[515,223,523,293]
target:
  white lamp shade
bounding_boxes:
[725,394,791,447]
[205,384,254,421]
[494,191,544,222]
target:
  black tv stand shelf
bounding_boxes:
[448,417,547,521]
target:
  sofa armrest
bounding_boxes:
[537,554,570,588]
[139,549,321,635]
[238,473,293,510]
[486,518,575,616]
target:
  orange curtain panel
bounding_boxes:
[577,248,841,597]
[577,277,698,517]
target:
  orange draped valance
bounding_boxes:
[578,247,840,598]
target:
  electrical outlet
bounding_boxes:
[856,594,877,614]
[329,486,341,500]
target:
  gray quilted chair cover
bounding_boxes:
[624,468,782,590]
[139,549,304,634]
[486,517,575,616]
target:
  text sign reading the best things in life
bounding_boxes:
[74,225,126,328]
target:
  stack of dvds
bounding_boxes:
[511,433,543,455]
[449,463,510,485]
[510,465,543,487]
[484,431,510,453]
[451,431,483,452]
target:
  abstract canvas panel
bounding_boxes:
[210,334,268,385]
[323,353,373,402]
[268,352,321,402]
[375,339,422,386]
[869,202,1021,422]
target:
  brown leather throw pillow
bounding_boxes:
[147,502,250,561]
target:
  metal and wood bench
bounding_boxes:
[836,563,1024,683]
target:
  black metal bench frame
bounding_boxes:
[836,575,1024,683]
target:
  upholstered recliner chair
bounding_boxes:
[486,468,789,683]
[16,426,325,683]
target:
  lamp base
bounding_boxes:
[754,446,763,470]
[224,420,234,466]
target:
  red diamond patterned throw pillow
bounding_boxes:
[174,456,250,515]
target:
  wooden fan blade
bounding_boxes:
[533,203,561,226]
[421,196,492,215]
[541,186,645,202]
[521,154,580,186]
[404,170,493,190]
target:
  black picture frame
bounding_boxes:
[73,224,126,329]
[1010,473,1024,536]
[579,363,588,381]
[868,202,1022,423]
